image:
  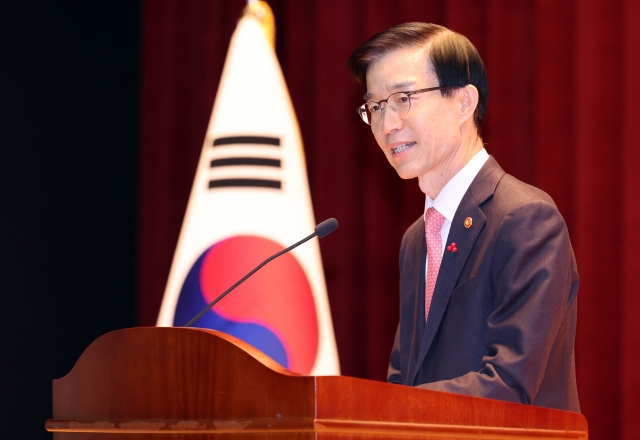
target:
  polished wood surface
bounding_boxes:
[46,327,588,439]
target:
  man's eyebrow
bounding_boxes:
[362,81,416,101]
[391,81,416,90]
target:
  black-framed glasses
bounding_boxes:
[356,86,447,125]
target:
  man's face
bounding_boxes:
[366,46,463,183]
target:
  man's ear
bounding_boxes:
[458,84,479,124]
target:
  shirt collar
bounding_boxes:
[424,148,490,222]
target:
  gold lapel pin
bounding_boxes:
[464,217,473,228]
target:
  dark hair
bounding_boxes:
[348,22,489,132]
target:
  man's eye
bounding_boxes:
[396,95,409,104]
[368,104,381,113]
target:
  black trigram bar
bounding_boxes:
[208,178,281,189]
[213,136,280,146]
[210,157,281,168]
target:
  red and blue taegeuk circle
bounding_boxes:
[173,236,319,375]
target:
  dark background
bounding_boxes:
[3,1,640,439]
[2,2,139,438]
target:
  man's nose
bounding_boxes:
[381,105,403,134]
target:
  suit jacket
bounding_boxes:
[388,157,580,412]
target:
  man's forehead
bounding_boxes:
[363,47,435,101]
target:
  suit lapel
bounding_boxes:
[410,157,504,385]
[404,222,426,385]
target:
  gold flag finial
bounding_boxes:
[244,0,275,48]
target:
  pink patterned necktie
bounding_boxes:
[424,207,445,321]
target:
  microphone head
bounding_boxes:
[315,218,339,238]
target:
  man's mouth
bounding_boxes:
[391,142,415,154]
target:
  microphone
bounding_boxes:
[314,217,338,237]
[183,218,339,328]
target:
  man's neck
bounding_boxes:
[418,134,483,199]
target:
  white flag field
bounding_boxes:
[156,5,340,376]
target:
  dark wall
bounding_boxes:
[1,2,139,438]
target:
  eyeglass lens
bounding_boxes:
[359,92,411,125]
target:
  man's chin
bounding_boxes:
[393,164,419,180]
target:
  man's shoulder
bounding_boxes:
[473,156,557,211]
[494,173,556,208]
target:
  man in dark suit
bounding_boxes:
[348,23,579,412]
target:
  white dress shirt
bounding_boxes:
[424,148,489,279]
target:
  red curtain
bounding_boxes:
[138,1,640,438]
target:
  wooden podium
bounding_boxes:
[46,327,588,439]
